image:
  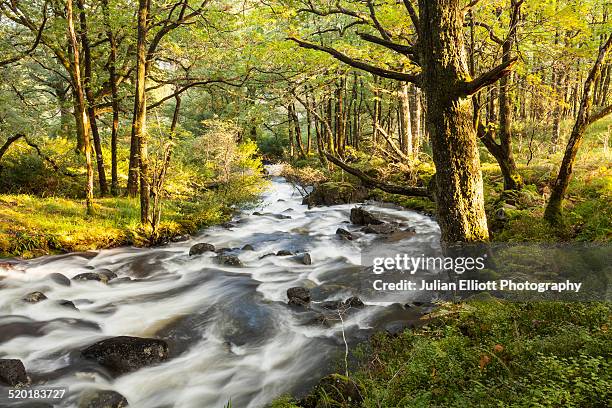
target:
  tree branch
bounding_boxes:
[324,153,431,198]
[288,37,420,83]
[366,0,392,40]
[357,32,414,56]
[0,4,47,67]
[401,0,420,29]
[588,104,612,125]
[459,57,518,96]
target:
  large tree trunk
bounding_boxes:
[545,34,612,224]
[66,0,94,215]
[418,0,489,242]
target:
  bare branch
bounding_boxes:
[0,3,47,67]
[588,104,612,125]
[288,37,420,83]
[401,0,420,29]
[460,57,518,96]
[324,153,431,198]
[357,32,414,56]
[366,0,392,40]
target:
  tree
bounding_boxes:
[290,0,517,242]
[544,34,612,224]
[66,0,95,215]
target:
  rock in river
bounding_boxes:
[302,182,368,207]
[0,359,30,386]
[350,207,383,226]
[81,336,169,376]
[47,272,71,286]
[336,228,355,241]
[215,254,244,267]
[73,271,116,284]
[189,243,216,256]
[287,287,311,307]
[23,291,47,303]
[78,389,128,408]
[344,296,365,309]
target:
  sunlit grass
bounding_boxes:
[0,187,255,258]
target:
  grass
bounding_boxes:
[0,187,255,258]
[273,300,611,408]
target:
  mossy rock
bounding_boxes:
[302,182,368,207]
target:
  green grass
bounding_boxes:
[0,186,257,258]
[274,300,611,408]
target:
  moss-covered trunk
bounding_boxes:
[418,0,489,242]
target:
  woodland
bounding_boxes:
[0,0,611,253]
[0,1,611,406]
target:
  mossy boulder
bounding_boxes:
[302,182,368,207]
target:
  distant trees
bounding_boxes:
[545,34,612,224]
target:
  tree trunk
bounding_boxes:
[418,0,489,242]
[335,77,346,156]
[493,0,522,191]
[545,34,612,224]
[103,0,120,196]
[132,0,151,225]
[409,84,422,157]
[290,103,306,158]
[399,83,413,159]
[288,105,295,158]
[78,0,108,196]
[66,0,94,215]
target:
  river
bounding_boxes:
[0,168,440,407]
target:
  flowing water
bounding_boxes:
[0,167,440,408]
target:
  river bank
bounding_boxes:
[0,182,263,259]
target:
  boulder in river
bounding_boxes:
[287,287,311,307]
[299,253,312,265]
[336,228,355,241]
[47,273,71,286]
[215,254,243,267]
[170,234,190,243]
[350,207,383,226]
[189,243,216,256]
[73,272,115,284]
[361,223,400,235]
[58,299,78,310]
[344,296,365,309]
[241,244,255,251]
[302,182,368,207]
[81,336,169,376]
[78,389,128,408]
[276,250,294,256]
[0,359,30,386]
[23,291,47,303]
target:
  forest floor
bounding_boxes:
[273,300,611,408]
[0,188,257,258]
